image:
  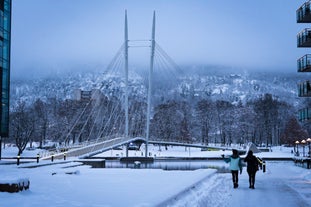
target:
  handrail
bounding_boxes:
[297,0,311,22]
[297,54,311,72]
[297,29,311,47]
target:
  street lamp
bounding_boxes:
[295,140,300,156]
[307,138,311,157]
[301,139,306,157]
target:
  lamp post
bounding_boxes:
[302,139,306,157]
[295,140,300,156]
[307,138,311,157]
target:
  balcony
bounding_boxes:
[297,1,311,23]
[298,108,311,122]
[298,54,311,72]
[297,28,311,47]
[298,80,311,97]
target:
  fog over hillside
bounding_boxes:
[10,65,303,109]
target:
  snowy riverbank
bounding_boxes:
[1,145,310,207]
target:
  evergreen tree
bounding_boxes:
[280,116,308,145]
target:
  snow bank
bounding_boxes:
[0,163,216,206]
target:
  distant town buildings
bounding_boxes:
[0,0,11,137]
[73,89,102,102]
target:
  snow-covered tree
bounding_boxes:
[10,101,35,155]
[195,99,215,145]
[33,99,48,148]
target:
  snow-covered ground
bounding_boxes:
[1,145,311,207]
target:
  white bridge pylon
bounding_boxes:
[97,10,181,158]
[123,10,156,157]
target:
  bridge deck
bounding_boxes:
[42,138,235,160]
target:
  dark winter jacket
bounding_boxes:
[244,154,259,172]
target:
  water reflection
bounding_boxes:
[104,160,230,172]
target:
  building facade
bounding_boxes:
[297,1,311,121]
[0,0,11,137]
[73,89,102,103]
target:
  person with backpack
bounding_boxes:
[224,149,243,188]
[244,150,260,189]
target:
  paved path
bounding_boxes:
[166,162,311,207]
[229,172,311,207]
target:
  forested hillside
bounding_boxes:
[9,66,310,153]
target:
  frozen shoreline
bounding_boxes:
[1,146,310,207]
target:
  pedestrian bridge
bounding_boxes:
[43,137,230,160]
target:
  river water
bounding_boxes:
[104,159,230,172]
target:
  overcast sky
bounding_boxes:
[11,0,304,77]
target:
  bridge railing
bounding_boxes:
[38,136,112,158]
[39,136,132,159]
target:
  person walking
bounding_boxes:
[244,150,259,189]
[224,149,243,188]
